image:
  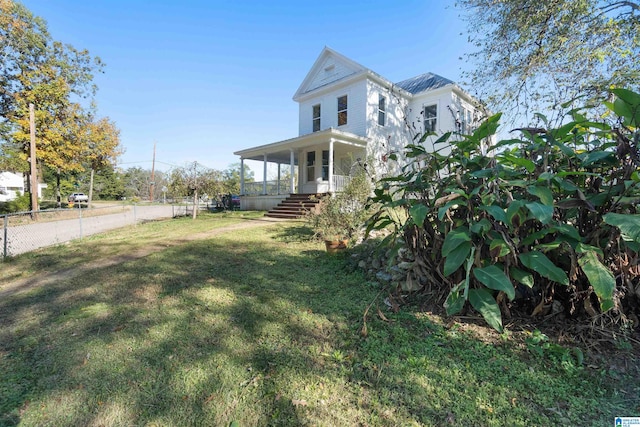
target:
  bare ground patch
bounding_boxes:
[0,217,288,299]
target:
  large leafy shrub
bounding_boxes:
[368,89,640,331]
[308,166,372,241]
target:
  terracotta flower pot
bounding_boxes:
[324,239,348,254]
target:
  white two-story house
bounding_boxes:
[234,47,484,212]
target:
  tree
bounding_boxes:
[122,167,153,200]
[457,0,640,124]
[84,115,122,206]
[223,163,254,194]
[0,0,104,206]
[91,166,125,200]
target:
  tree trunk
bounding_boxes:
[56,170,61,208]
[89,168,95,207]
[192,188,198,220]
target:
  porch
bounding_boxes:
[234,128,368,211]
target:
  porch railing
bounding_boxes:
[332,175,351,192]
[243,180,294,196]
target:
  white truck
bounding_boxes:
[68,193,89,203]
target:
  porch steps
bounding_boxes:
[264,193,325,219]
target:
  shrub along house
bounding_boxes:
[234,47,484,216]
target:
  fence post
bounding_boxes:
[3,215,7,260]
[79,204,83,239]
[133,203,137,226]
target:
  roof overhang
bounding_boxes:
[234,128,369,164]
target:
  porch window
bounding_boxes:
[424,104,437,133]
[337,95,348,126]
[312,104,321,132]
[378,94,386,126]
[322,150,332,181]
[307,151,315,182]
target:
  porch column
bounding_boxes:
[290,149,295,194]
[277,163,281,195]
[262,153,268,195]
[328,139,334,193]
[240,158,245,195]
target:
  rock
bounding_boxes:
[372,257,382,270]
[397,261,414,271]
[376,271,392,283]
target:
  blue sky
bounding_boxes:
[24,0,473,172]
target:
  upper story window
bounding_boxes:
[458,107,474,134]
[312,104,321,132]
[424,104,437,133]
[337,95,348,126]
[378,94,386,126]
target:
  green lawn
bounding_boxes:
[0,212,638,426]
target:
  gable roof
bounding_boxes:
[294,47,460,101]
[293,47,368,101]
[394,72,454,95]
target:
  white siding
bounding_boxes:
[364,80,411,170]
[298,79,368,137]
[405,91,456,156]
[304,58,358,95]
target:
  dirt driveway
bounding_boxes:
[0,217,288,299]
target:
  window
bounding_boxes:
[337,95,348,126]
[312,104,321,132]
[307,151,315,182]
[322,150,331,181]
[424,104,437,133]
[378,94,386,126]
[459,107,467,133]
[458,107,474,134]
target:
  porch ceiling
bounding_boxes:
[234,128,369,164]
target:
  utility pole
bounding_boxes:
[149,142,156,202]
[29,103,39,216]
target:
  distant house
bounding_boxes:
[234,47,485,211]
[0,171,25,202]
[0,171,47,203]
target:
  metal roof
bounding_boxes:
[394,72,454,95]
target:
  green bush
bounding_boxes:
[368,89,640,331]
[0,192,31,214]
[307,165,372,241]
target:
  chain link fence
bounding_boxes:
[1,204,193,259]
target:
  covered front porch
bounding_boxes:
[234,128,368,210]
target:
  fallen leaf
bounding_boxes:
[361,322,368,337]
[376,306,390,322]
[292,399,308,407]
[531,297,546,317]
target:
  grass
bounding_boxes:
[0,212,638,426]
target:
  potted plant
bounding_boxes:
[307,168,371,253]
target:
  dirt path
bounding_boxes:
[0,217,289,299]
